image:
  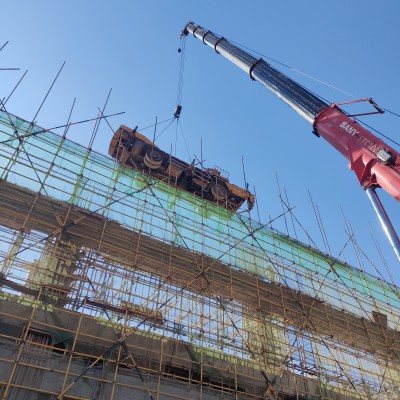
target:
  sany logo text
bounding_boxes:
[339,122,380,155]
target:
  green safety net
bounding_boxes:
[0,110,399,329]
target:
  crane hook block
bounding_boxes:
[174,105,182,119]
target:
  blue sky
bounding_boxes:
[1,1,400,282]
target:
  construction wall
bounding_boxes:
[0,110,399,399]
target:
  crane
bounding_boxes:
[182,21,400,261]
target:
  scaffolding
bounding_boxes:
[0,109,399,399]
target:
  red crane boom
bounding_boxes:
[315,103,400,200]
[183,21,400,260]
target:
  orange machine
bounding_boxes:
[109,125,254,212]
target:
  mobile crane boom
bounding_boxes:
[182,21,400,260]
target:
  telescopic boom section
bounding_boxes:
[183,21,328,124]
[182,21,400,202]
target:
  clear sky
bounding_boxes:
[1,1,400,283]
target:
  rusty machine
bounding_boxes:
[109,125,255,212]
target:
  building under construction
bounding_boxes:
[0,108,400,400]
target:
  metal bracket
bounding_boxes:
[333,98,385,117]
[214,37,225,54]
[249,58,263,80]
[202,30,211,44]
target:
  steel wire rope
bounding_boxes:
[384,108,400,118]
[113,37,188,161]
[353,117,400,149]
[167,34,193,160]
[239,41,400,149]
[171,36,193,160]
[193,25,400,149]
[228,37,400,121]
[176,118,192,162]
[136,116,175,132]
[154,116,176,141]
[96,106,186,179]
[176,34,186,108]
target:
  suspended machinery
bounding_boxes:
[109,125,255,212]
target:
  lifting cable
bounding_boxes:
[355,117,400,148]
[246,40,400,148]
[384,108,400,118]
[198,28,400,149]
[230,37,400,120]
[138,116,175,132]
[173,33,186,119]
[176,118,192,161]
[171,34,192,161]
